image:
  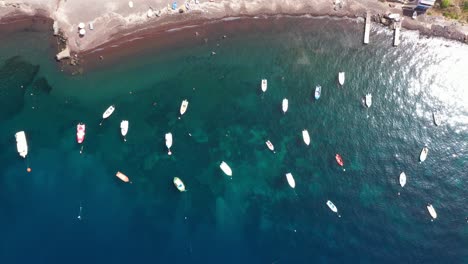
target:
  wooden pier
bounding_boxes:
[364,12,371,44]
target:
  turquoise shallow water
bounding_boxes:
[0,17,467,263]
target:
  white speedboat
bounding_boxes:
[173,177,186,192]
[165,133,173,155]
[220,161,232,176]
[419,147,428,162]
[282,98,288,114]
[314,85,321,100]
[285,173,295,188]
[338,72,345,86]
[261,79,267,92]
[76,123,85,144]
[265,140,274,152]
[427,204,437,220]
[432,112,441,126]
[302,129,310,146]
[115,171,130,183]
[399,172,406,187]
[120,120,129,141]
[15,131,28,158]
[100,105,115,125]
[180,99,189,116]
[326,200,338,213]
[365,93,372,108]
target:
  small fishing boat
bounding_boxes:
[265,140,274,152]
[120,120,129,141]
[220,161,232,176]
[326,200,338,213]
[427,204,437,220]
[115,171,130,183]
[365,93,372,108]
[302,129,310,146]
[100,105,115,125]
[261,79,267,92]
[419,147,428,162]
[76,123,85,144]
[399,172,407,187]
[165,133,173,155]
[285,173,295,188]
[173,177,186,192]
[15,131,28,158]
[314,85,321,100]
[338,72,345,86]
[282,98,288,114]
[335,154,344,167]
[180,99,189,116]
[432,112,441,126]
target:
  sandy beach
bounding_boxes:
[1,0,467,59]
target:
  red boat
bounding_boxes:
[76,123,85,144]
[335,154,344,167]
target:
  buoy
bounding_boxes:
[27,168,31,173]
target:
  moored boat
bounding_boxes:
[314,85,321,100]
[282,98,288,114]
[302,129,310,146]
[285,173,295,188]
[265,140,274,152]
[15,131,28,158]
[180,99,189,116]
[399,172,407,187]
[173,177,186,192]
[120,120,129,141]
[165,133,173,155]
[100,105,115,125]
[432,112,441,126]
[76,123,85,144]
[261,79,267,92]
[220,161,232,176]
[365,93,372,108]
[115,171,130,183]
[427,204,437,220]
[419,147,428,162]
[338,72,345,85]
[335,154,344,167]
[326,200,338,213]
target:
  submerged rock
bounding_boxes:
[31,77,53,94]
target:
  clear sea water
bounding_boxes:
[0,17,467,263]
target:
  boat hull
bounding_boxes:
[335,154,344,167]
[102,105,115,119]
[165,133,173,155]
[180,100,189,115]
[302,130,310,146]
[15,131,28,158]
[427,204,437,219]
[261,79,267,92]
[282,99,288,113]
[419,147,428,162]
[220,161,232,176]
[326,200,338,213]
[173,177,186,192]
[315,86,321,100]
[286,173,295,188]
[120,120,129,137]
[76,123,86,144]
[399,172,406,187]
[338,72,345,85]
[116,171,130,182]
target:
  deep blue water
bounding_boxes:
[0,17,467,263]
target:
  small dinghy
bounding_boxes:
[265,140,275,152]
[302,129,310,146]
[427,204,437,220]
[399,172,407,187]
[120,120,129,141]
[432,112,441,126]
[76,123,85,144]
[115,171,130,183]
[15,131,28,158]
[326,200,339,214]
[314,85,321,100]
[100,105,115,125]
[261,79,267,92]
[220,161,232,176]
[285,173,295,188]
[173,177,186,192]
[282,98,288,114]
[338,72,345,86]
[365,93,372,108]
[335,154,344,167]
[180,99,189,116]
[419,147,428,162]
[165,133,173,155]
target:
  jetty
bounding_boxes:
[364,12,371,44]
[393,21,401,47]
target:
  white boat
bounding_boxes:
[102,105,115,119]
[338,72,345,85]
[427,204,437,220]
[120,120,129,141]
[326,200,338,213]
[265,140,274,152]
[365,93,372,108]
[282,98,288,114]
[399,172,407,187]
[180,99,189,116]
[15,131,28,158]
[412,11,417,20]
[220,161,232,176]
[314,85,321,100]
[433,112,441,126]
[302,129,310,146]
[165,133,173,155]
[261,79,267,92]
[285,173,295,188]
[173,177,186,192]
[419,147,428,162]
